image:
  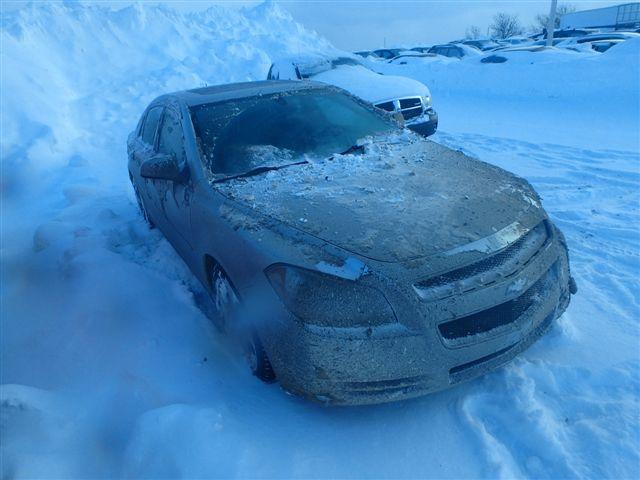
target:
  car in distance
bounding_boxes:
[354,50,372,58]
[428,43,482,58]
[460,39,500,51]
[267,55,438,137]
[387,52,438,65]
[371,48,404,60]
[558,32,640,52]
[128,80,577,405]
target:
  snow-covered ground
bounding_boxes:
[1,2,639,478]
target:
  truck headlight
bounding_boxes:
[265,264,397,328]
[422,95,432,108]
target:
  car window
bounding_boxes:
[451,47,463,58]
[157,108,186,165]
[141,106,162,145]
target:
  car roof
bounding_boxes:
[158,80,327,107]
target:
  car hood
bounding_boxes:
[312,65,430,103]
[215,134,545,263]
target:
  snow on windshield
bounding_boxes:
[215,129,422,213]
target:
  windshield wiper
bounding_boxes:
[213,160,308,183]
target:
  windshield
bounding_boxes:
[190,89,396,175]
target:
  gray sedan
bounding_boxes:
[127,80,576,405]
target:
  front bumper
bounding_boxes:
[406,109,438,137]
[261,225,574,406]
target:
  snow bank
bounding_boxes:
[2,2,639,479]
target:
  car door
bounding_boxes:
[131,105,164,221]
[154,106,194,253]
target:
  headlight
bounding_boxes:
[422,95,432,108]
[265,264,397,328]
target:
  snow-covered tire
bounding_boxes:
[208,263,276,383]
[133,183,155,229]
[246,333,276,383]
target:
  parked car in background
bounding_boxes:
[128,80,576,405]
[267,54,438,136]
[496,36,532,47]
[559,32,640,52]
[491,39,564,53]
[428,43,481,58]
[530,28,599,40]
[371,48,404,60]
[387,52,437,65]
[354,50,372,58]
[461,39,500,51]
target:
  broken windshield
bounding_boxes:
[190,89,395,176]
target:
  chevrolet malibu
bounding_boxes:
[127,80,576,405]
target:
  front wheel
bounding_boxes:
[245,334,276,383]
[208,263,276,383]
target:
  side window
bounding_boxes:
[141,106,162,145]
[157,109,186,165]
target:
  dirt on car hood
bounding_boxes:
[215,134,546,263]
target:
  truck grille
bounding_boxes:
[414,222,549,302]
[376,101,395,112]
[374,97,424,121]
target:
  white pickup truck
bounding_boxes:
[267,55,438,136]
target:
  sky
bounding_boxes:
[1,0,622,49]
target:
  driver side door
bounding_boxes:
[153,107,194,253]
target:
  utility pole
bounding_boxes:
[546,0,558,47]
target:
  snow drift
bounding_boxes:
[1,1,639,479]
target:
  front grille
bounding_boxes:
[438,261,558,340]
[375,101,395,112]
[399,98,422,109]
[399,96,423,120]
[414,222,548,302]
[375,97,424,121]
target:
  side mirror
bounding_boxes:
[140,153,188,182]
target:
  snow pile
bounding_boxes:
[2,2,639,479]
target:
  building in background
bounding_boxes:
[560,3,640,30]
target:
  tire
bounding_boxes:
[245,333,276,383]
[133,183,155,229]
[208,263,276,383]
